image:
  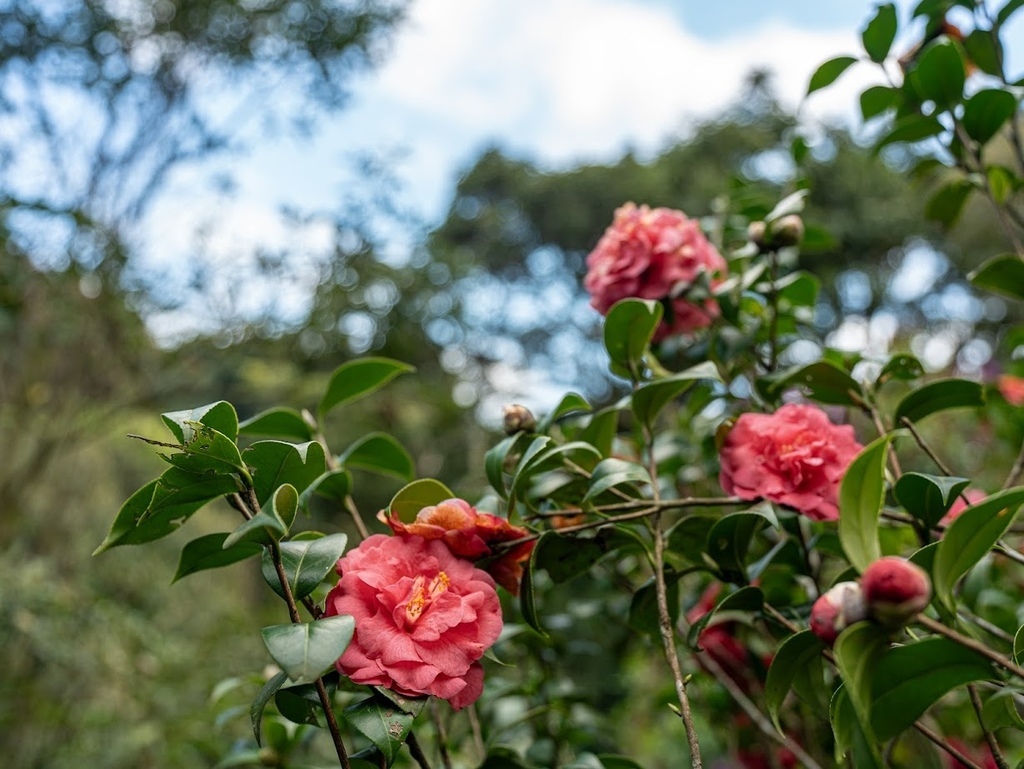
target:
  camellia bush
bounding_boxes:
[98,2,1024,768]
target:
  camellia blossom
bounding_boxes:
[583,202,727,339]
[324,534,502,710]
[719,403,863,521]
[998,374,1024,407]
[380,498,534,595]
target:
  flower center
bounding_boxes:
[404,571,450,624]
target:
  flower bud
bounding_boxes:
[769,214,804,247]
[747,220,767,247]
[502,404,537,435]
[809,581,867,646]
[861,556,931,628]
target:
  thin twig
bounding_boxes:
[1003,441,1024,491]
[900,417,972,507]
[969,684,1010,769]
[429,698,453,769]
[467,703,485,759]
[917,614,1024,681]
[914,721,986,769]
[959,608,1015,644]
[406,731,433,769]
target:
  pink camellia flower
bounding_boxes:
[380,499,534,596]
[809,581,868,646]
[998,374,1024,406]
[324,534,502,710]
[861,556,932,628]
[583,202,727,340]
[719,404,864,521]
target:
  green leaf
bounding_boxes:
[578,406,621,457]
[583,458,650,503]
[765,630,826,732]
[934,486,1024,610]
[925,180,972,227]
[164,421,247,477]
[706,506,778,578]
[173,533,262,582]
[964,89,1017,146]
[1015,624,1024,666]
[876,353,924,386]
[373,685,428,716]
[388,478,455,524]
[631,361,721,426]
[519,543,546,637]
[874,115,945,154]
[238,407,314,441]
[345,693,417,766]
[537,392,591,432]
[250,670,288,746]
[261,533,348,601]
[594,756,646,769]
[893,472,970,529]
[910,40,965,109]
[839,433,896,573]
[765,189,809,222]
[628,568,687,637]
[666,515,718,566]
[757,360,863,406]
[893,378,985,425]
[299,469,353,513]
[969,254,1024,301]
[981,688,1024,731]
[511,440,602,508]
[243,440,327,506]
[261,616,355,685]
[988,164,1017,205]
[275,675,338,727]
[532,531,606,583]
[998,0,1024,25]
[485,434,529,499]
[861,3,897,63]
[339,432,414,482]
[870,637,995,740]
[830,684,884,767]
[478,747,537,769]
[686,585,763,650]
[963,29,1004,77]
[833,622,890,745]
[318,357,415,418]
[807,56,858,95]
[603,298,662,381]
[223,488,290,548]
[162,400,239,442]
[95,469,239,553]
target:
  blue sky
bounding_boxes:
[141,0,1016,340]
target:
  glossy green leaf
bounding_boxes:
[686,585,763,650]
[874,115,945,154]
[339,432,414,482]
[833,622,890,745]
[705,506,778,578]
[988,164,1016,205]
[238,407,314,441]
[578,406,621,457]
[870,637,994,740]
[511,440,602,508]
[876,353,923,385]
[830,684,884,767]
[274,674,338,728]
[299,468,353,513]
[261,532,348,601]
[666,515,717,566]
[934,486,1024,609]
[861,3,897,62]
[250,670,288,746]
[583,458,650,502]
[631,361,721,426]
[318,357,415,418]
[373,685,428,716]
[519,543,546,636]
[95,469,239,553]
[963,29,1004,77]
[223,489,289,548]
[765,630,826,731]
[893,472,970,529]
[981,688,1024,731]
[969,254,1024,301]
[893,378,985,426]
[963,89,1017,144]
[243,440,327,506]
[910,40,965,109]
[628,568,688,636]
[998,0,1024,25]
[758,360,863,406]
[532,531,607,583]
[603,298,662,381]
[163,421,247,477]
[593,756,646,769]
[485,433,529,499]
[924,180,972,227]
[345,692,417,766]
[537,392,591,432]
[173,533,262,582]
[162,400,239,442]
[839,433,895,572]
[388,478,455,524]
[261,615,355,685]
[807,56,858,95]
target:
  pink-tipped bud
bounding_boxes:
[809,581,867,646]
[861,557,932,628]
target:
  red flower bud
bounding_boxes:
[809,581,867,646]
[861,557,931,628]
